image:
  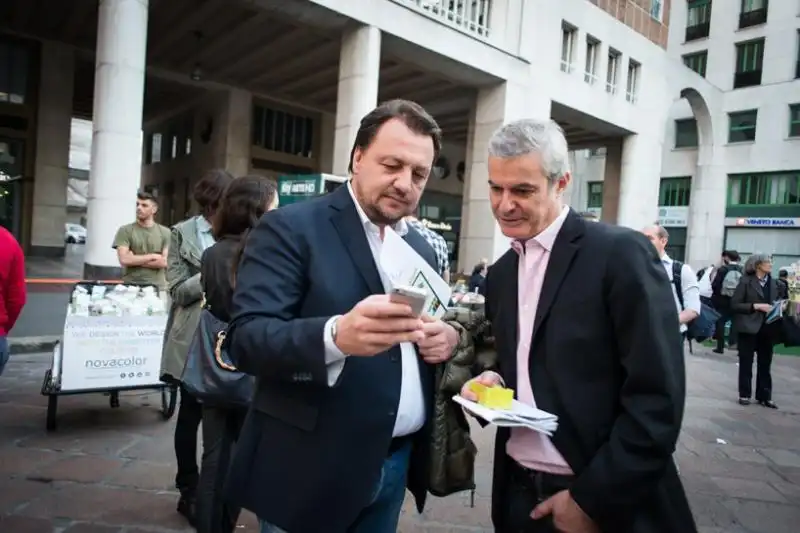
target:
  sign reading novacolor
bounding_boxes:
[60,315,166,391]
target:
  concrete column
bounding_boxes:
[31,43,75,257]
[600,140,622,223]
[84,0,149,279]
[318,112,336,174]
[685,150,726,266]
[458,81,551,270]
[615,133,663,230]
[215,88,251,177]
[332,25,380,176]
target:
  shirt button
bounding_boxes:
[389,410,396,417]
[390,354,399,362]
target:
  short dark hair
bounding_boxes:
[194,169,234,218]
[723,250,740,262]
[212,175,277,240]
[137,190,158,205]
[347,99,442,174]
[779,269,788,278]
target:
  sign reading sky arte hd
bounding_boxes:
[724,217,800,228]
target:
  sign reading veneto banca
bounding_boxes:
[724,217,800,228]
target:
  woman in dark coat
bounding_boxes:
[730,253,779,409]
[195,175,278,533]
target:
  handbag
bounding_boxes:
[180,298,254,406]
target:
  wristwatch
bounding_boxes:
[330,316,340,344]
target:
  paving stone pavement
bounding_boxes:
[1,346,800,533]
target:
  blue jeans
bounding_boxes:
[0,336,8,377]
[260,443,411,533]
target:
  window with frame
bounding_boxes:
[626,59,640,103]
[686,0,712,41]
[606,49,620,94]
[252,104,315,158]
[733,39,764,88]
[587,182,604,208]
[584,36,600,85]
[675,118,699,148]
[728,172,800,206]
[683,51,708,77]
[561,23,577,73]
[728,110,758,143]
[795,30,800,79]
[659,178,692,206]
[790,104,800,137]
[739,0,768,29]
[650,0,664,22]
[0,41,30,105]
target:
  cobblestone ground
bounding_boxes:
[1,346,800,532]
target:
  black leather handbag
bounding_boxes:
[181,302,254,407]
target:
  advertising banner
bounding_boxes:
[60,315,166,391]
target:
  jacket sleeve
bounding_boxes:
[225,209,329,385]
[569,230,685,526]
[167,227,202,307]
[5,243,27,331]
[730,279,752,314]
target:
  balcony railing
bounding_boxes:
[738,8,768,29]
[393,0,493,39]
[684,22,710,42]
[733,69,762,89]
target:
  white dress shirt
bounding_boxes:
[321,182,426,438]
[661,254,701,333]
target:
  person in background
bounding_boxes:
[0,225,26,376]
[405,211,450,283]
[467,263,486,295]
[731,253,779,409]
[711,250,743,353]
[641,223,701,341]
[161,169,234,526]
[196,175,278,533]
[777,269,790,300]
[113,190,171,289]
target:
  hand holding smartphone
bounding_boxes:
[389,285,428,317]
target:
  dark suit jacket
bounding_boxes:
[224,185,438,532]
[484,210,697,533]
[730,273,778,335]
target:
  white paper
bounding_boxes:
[452,395,559,436]
[380,228,452,318]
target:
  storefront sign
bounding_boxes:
[421,219,452,231]
[658,206,689,227]
[724,217,800,228]
[60,316,166,391]
[279,179,317,196]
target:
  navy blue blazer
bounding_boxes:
[224,184,438,532]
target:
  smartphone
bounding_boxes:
[389,285,428,317]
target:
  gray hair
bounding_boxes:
[643,223,669,240]
[487,119,570,181]
[744,253,771,275]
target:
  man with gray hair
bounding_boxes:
[460,118,695,533]
[641,223,701,336]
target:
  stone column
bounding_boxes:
[215,88,251,177]
[84,0,149,279]
[31,42,75,257]
[615,133,663,230]
[458,81,551,270]
[600,140,622,223]
[332,24,380,177]
[685,149,726,266]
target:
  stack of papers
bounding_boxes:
[452,395,559,436]
[766,300,786,325]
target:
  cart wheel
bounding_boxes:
[109,391,120,409]
[46,394,58,432]
[160,384,177,420]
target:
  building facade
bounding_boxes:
[570,0,800,269]
[1,0,704,277]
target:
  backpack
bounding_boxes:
[672,261,720,342]
[720,265,743,297]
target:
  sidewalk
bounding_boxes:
[1,346,799,532]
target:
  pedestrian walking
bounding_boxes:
[0,225,26,376]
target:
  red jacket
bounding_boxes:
[0,226,26,336]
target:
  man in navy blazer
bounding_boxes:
[225,99,462,533]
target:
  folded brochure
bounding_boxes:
[452,395,559,436]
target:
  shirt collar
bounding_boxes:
[661,253,672,265]
[511,205,570,255]
[346,181,408,237]
[196,215,212,233]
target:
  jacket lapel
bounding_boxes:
[328,185,384,295]
[750,277,765,299]
[531,210,584,342]
[179,218,203,268]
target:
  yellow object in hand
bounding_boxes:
[469,382,514,410]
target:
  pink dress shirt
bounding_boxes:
[506,206,573,475]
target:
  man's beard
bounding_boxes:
[363,202,404,226]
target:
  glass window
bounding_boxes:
[0,41,30,105]
[735,40,764,73]
[741,0,766,13]
[587,182,604,208]
[728,110,758,143]
[659,178,692,206]
[151,133,162,164]
[650,0,663,21]
[561,23,576,73]
[683,51,708,77]
[675,119,699,148]
[687,0,712,26]
[606,49,620,94]
[626,60,640,104]
[252,104,315,158]
[728,172,800,206]
[789,104,800,138]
